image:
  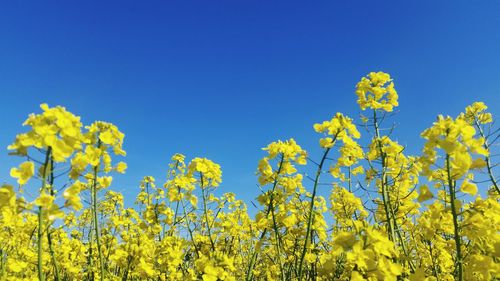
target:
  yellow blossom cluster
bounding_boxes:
[355,71,399,112]
[0,72,498,281]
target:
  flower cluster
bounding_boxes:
[0,72,498,281]
[355,71,399,112]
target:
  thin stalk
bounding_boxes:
[426,240,441,281]
[47,155,61,281]
[373,111,416,272]
[168,161,181,237]
[245,156,285,281]
[38,147,52,281]
[373,110,397,242]
[91,140,105,281]
[169,187,181,236]
[46,229,60,280]
[87,227,94,280]
[38,205,44,281]
[485,154,500,195]
[181,198,201,257]
[0,249,4,277]
[297,146,331,280]
[446,155,463,281]
[475,121,500,195]
[200,173,216,250]
[122,227,133,281]
[269,195,285,281]
[348,166,360,222]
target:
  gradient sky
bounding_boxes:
[1,1,499,208]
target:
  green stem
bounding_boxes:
[168,161,182,237]
[446,155,463,281]
[269,192,285,281]
[92,140,105,281]
[122,233,133,281]
[87,227,94,281]
[47,155,61,281]
[200,173,216,251]
[170,191,180,233]
[47,228,60,281]
[38,147,52,281]
[181,198,201,257]
[0,249,4,278]
[426,240,441,281]
[38,205,44,281]
[297,146,331,280]
[475,121,500,195]
[373,110,397,242]
[245,156,285,281]
[373,111,416,272]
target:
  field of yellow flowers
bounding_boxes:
[0,72,499,281]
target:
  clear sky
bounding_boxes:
[1,1,499,208]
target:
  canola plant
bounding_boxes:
[0,72,499,280]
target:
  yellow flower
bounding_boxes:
[334,231,357,249]
[319,137,334,148]
[34,192,55,208]
[461,101,493,124]
[99,129,115,145]
[460,180,478,195]
[115,161,127,173]
[10,161,35,185]
[418,185,434,202]
[0,184,16,208]
[7,259,28,273]
[9,103,83,162]
[282,213,298,228]
[203,265,219,281]
[63,181,84,210]
[350,271,365,281]
[1,80,499,281]
[138,257,156,277]
[189,194,198,206]
[355,71,399,112]
[188,158,222,188]
[98,176,113,188]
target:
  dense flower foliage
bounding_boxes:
[0,72,498,281]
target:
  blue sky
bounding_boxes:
[1,1,499,208]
